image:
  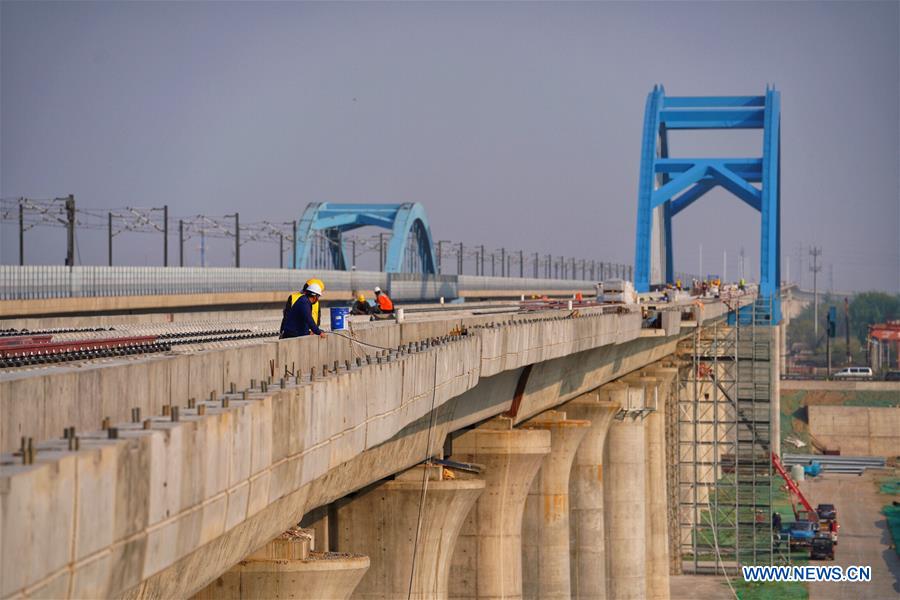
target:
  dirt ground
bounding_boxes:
[800,472,900,599]
[669,574,733,599]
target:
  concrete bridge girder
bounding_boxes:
[265,374,673,600]
[1,299,741,599]
[449,335,681,435]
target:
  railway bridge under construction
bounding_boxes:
[1,88,787,599]
[0,274,783,599]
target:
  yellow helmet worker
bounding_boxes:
[351,293,370,316]
[301,278,325,325]
[291,278,327,326]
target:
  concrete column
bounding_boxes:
[520,410,590,600]
[771,324,782,457]
[449,416,551,600]
[644,408,669,600]
[193,527,369,600]
[300,504,330,551]
[604,385,649,600]
[639,368,677,600]
[332,464,484,599]
[564,388,622,600]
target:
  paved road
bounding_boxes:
[801,472,900,599]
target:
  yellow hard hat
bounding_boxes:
[357,294,366,302]
[306,278,325,292]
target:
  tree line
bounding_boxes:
[786,291,900,365]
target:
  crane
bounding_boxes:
[771,452,815,521]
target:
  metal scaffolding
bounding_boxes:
[676,296,777,574]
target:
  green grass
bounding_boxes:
[731,579,808,600]
[882,504,900,558]
[688,473,811,599]
[877,471,900,557]
[780,391,812,449]
[843,391,900,408]
[681,383,897,600]
[780,389,900,450]
[689,473,810,565]
[877,476,900,496]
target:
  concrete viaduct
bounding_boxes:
[1,295,742,599]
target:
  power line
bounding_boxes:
[2,196,632,275]
[809,246,822,339]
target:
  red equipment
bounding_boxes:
[0,335,53,349]
[771,452,815,520]
[870,321,900,340]
[869,321,900,369]
[0,335,158,359]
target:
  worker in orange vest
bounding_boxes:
[373,286,394,314]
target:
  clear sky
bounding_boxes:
[1,1,898,292]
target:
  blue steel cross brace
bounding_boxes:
[294,202,438,274]
[632,85,781,323]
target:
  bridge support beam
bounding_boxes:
[605,385,650,600]
[192,528,369,600]
[449,416,551,600]
[639,368,677,600]
[331,464,484,599]
[564,388,622,600]
[771,324,782,457]
[520,410,590,600]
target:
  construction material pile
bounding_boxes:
[782,453,886,475]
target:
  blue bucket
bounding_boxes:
[330,307,350,331]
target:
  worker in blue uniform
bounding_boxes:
[279,281,326,339]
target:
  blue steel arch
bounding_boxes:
[294,202,438,274]
[633,85,781,322]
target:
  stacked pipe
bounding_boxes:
[782,453,886,475]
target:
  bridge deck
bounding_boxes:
[0,294,743,599]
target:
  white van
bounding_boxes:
[833,367,873,379]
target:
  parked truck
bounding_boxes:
[772,453,839,554]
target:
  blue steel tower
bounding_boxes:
[632,86,781,322]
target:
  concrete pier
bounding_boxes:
[520,410,590,600]
[332,465,484,599]
[605,395,649,600]
[192,528,369,600]
[771,324,782,458]
[449,417,551,600]
[641,368,677,600]
[564,387,622,600]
